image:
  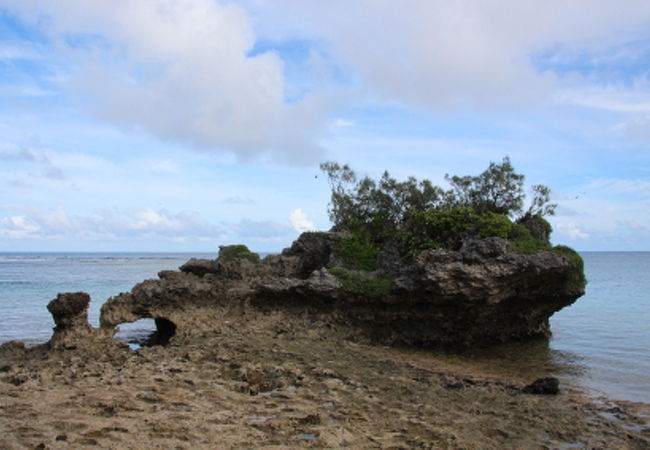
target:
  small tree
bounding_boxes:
[524,184,557,218]
[320,162,444,232]
[320,157,558,253]
[444,156,525,217]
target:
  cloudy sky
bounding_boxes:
[1,0,650,252]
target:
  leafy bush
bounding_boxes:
[320,157,567,259]
[403,208,549,253]
[516,213,553,243]
[333,228,379,271]
[508,225,551,254]
[218,244,260,263]
[551,245,587,290]
[328,267,392,297]
[320,162,444,232]
[552,245,584,272]
[444,157,525,215]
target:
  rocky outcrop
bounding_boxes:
[45,292,122,351]
[92,233,585,349]
[47,292,97,348]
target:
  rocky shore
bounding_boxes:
[1,232,649,448]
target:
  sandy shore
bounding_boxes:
[1,314,649,449]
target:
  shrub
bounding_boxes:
[320,158,571,259]
[445,156,525,216]
[517,213,553,243]
[218,244,260,263]
[328,267,392,297]
[508,225,550,254]
[551,245,587,290]
[333,228,379,271]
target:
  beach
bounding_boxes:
[1,251,649,448]
[2,314,649,449]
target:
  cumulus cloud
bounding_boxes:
[0,215,40,238]
[0,206,223,240]
[4,0,329,164]
[289,208,315,233]
[6,0,650,163]
[0,205,301,245]
[248,0,650,111]
[555,222,590,240]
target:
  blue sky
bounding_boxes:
[1,0,650,252]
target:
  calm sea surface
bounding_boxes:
[0,251,648,403]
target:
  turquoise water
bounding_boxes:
[0,251,648,403]
[0,253,212,344]
[550,252,650,403]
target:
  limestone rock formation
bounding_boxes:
[93,233,585,349]
[47,292,96,348]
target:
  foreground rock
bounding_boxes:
[1,316,649,449]
[99,232,585,349]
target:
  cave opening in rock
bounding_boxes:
[150,317,177,346]
[114,318,157,349]
[113,317,177,349]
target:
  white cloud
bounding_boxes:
[4,0,330,165]
[0,215,40,238]
[555,222,590,240]
[558,79,650,114]
[5,0,650,163]
[248,0,650,111]
[0,205,300,247]
[329,118,355,132]
[0,205,222,240]
[289,208,315,233]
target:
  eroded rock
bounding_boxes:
[94,232,584,349]
[46,292,117,350]
[47,292,95,348]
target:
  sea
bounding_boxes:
[0,251,648,404]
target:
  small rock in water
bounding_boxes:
[522,377,560,395]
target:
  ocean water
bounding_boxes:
[0,253,212,344]
[0,251,648,403]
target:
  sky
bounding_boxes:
[1,0,650,252]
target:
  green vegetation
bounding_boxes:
[328,267,392,297]
[320,157,585,294]
[333,228,379,271]
[217,244,260,263]
[321,157,559,258]
[551,245,587,289]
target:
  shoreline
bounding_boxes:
[2,316,649,449]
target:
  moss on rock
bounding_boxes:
[328,267,392,297]
[218,244,260,263]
